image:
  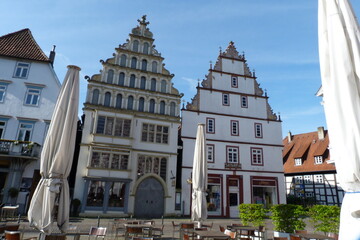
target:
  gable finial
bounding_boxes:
[138,15,150,26]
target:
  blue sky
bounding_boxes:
[1,1,360,137]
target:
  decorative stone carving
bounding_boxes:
[186,92,199,110]
[254,80,264,96]
[221,41,245,61]
[266,101,278,120]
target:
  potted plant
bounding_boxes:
[270,204,306,239]
[308,205,340,236]
[238,203,268,227]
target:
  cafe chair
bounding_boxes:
[219,226,225,233]
[224,229,236,239]
[181,223,195,239]
[202,222,213,230]
[171,221,180,238]
[151,225,164,237]
[194,227,208,231]
[126,226,143,239]
[88,226,107,240]
[290,235,302,240]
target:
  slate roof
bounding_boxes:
[283,128,336,174]
[0,28,50,62]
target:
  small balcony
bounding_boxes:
[0,140,41,157]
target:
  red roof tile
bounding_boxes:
[283,129,336,174]
[0,28,50,62]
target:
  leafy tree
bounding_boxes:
[308,205,340,234]
[270,204,306,233]
[238,204,268,227]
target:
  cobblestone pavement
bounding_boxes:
[3,216,316,240]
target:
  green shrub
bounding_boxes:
[270,204,306,233]
[308,205,340,234]
[238,204,268,227]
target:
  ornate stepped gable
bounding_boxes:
[186,41,279,121]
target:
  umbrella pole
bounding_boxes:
[39,232,46,240]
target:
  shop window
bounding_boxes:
[206,177,221,215]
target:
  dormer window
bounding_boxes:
[314,156,323,164]
[295,158,302,166]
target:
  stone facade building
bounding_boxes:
[180,42,285,218]
[74,16,182,217]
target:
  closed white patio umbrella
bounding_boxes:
[191,123,208,226]
[28,65,80,234]
[318,0,360,238]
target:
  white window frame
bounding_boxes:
[303,175,311,184]
[223,93,230,106]
[241,96,248,108]
[314,156,323,164]
[295,158,302,166]
[207,118,215,134]
[251,148,263,166]
[14,62,30,78]
[24,87,42,106]
[295,176,303,184]
[227,146,239,163]
[315,175,324,183]
[0,83,8,103]
[231,120,239,136]
[17,121,34,141]
[231,76,238,88]
[0,120,7,139]
[207,144,214,163]
[254,123,263,138]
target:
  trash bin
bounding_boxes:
[5,230,20,240]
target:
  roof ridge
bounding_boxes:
[0,28,30,40]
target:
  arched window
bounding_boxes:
[131,57,137,69]
[140,77,146,89]
[133,40,139,52]
[118,72,125,86]
[116,94,122,109]
[120,54,127,67]
[150,78,157,91]
[138,97,145,112]
[104,92,111,107]
[91,89,99,104]
[107,69,114,84]
[129,74,136,88]
[149,99,155,113]
[161,80,167,93]
[127,96,134,110]
[152,61,158,73]
[143,42,149,54]
[170,102,176,116]
[160,101,165,115]
[141,59,147,71]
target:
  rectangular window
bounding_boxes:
[305,192,314,197]
[231,76,238,88]
[254,123,263,138]
[314,156,323,164]
[295,158,302,166]
[14,62,30,78]
[295,176,303,184]
[90,151,129,170]
[24,87,41,106]
[251,148,263,166]
[222,93,230,106]
[96,115,131,137]
[315,175,324,183]
[17,122,34,141]
[231,120,239,136]
[137,155,167,181]
[241,96,248,108]
[206,118,215,134]
[0,83,8,103]
[304,175,312,184]
[141,123,169,144]
[227,146,239,163]
[206,144,214,163]
[0,121,6,138]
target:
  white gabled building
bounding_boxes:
[74,16,182,218]
[181,42,285,218]
[0,29,61,213]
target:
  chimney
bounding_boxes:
[49,45,56,67]
[287,131,292,143]
[318,126,325,140]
